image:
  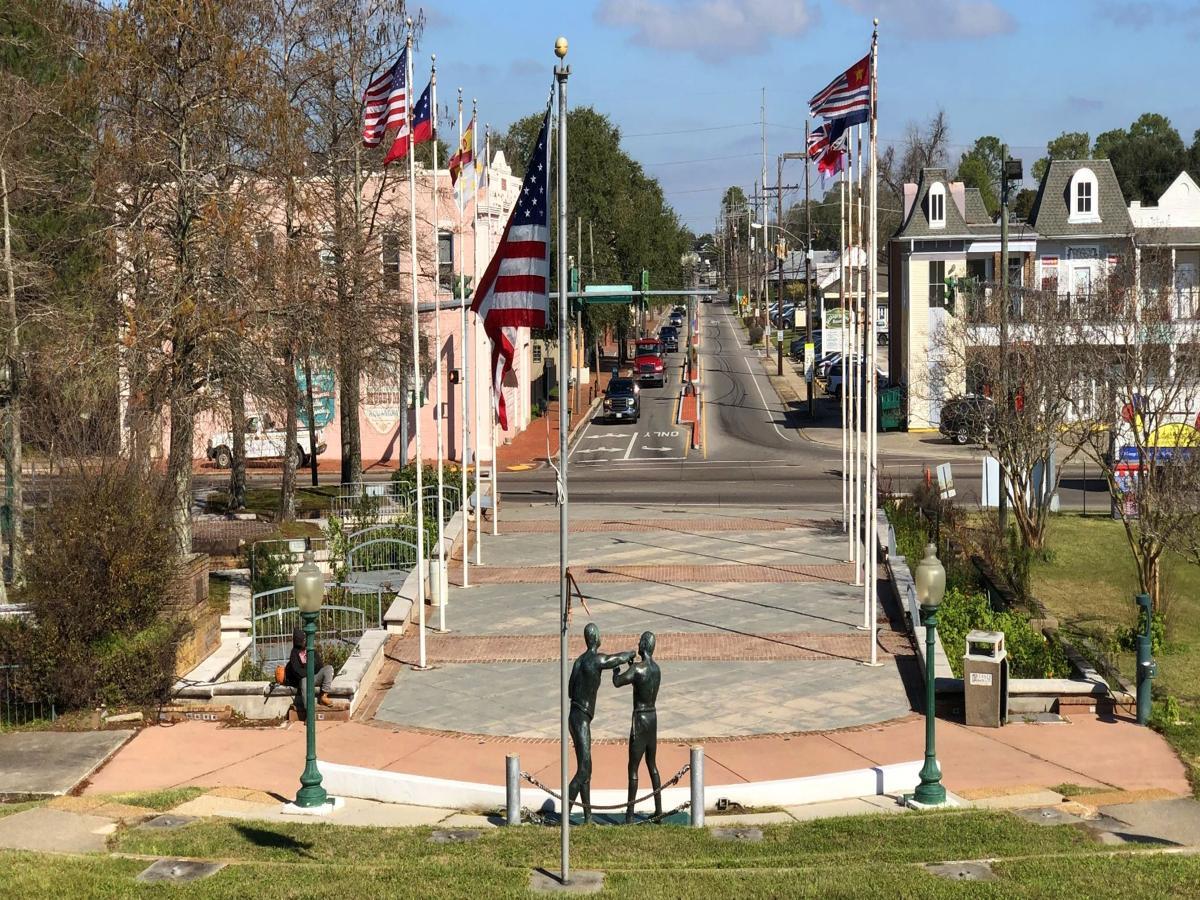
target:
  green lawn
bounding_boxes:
[205,485,338,518]
[1033,514,1200,795]
[0,808,1193,898]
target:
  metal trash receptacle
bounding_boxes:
[963,630,1008,727]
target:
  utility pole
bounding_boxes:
[761,87,768,320]
[777,153,785,375]
[998,144,1010,535]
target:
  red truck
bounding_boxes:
[634,338,666,388]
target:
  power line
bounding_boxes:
[645,152,760,167]
[624,122,757,138]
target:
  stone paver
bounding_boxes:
[389,630,908,664]
[0,729,134,798]
[374,659,912,740]
[0,807,116,853]
[462,562,855,585]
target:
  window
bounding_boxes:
[1077,180,1092,215]
[929,260,948,308]
[438,230,453,291]
[381,231,401,288]
[928,183,946,228]
[1068,168,1100,224]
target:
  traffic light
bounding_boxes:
[449,369,461,385]
[641,268,650,293]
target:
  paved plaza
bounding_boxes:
[372,504,914,739]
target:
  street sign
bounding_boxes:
[804,342,815,382]
[640,269,650,293]
[936,463,956,500]
[582,284,634,304]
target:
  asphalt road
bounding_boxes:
[498,302,1114,511]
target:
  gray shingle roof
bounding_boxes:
[963,188,992,225]
[1136,226,1200,246]
[894,169,1008,239]
[1027,158,1133,238]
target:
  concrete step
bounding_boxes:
[286,704,350,723]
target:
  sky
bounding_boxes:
[417,0,1200,231]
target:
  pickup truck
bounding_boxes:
[634,338,666,388]
[206,414,326,468]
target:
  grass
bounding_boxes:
[205,485,338,517]
[0,808,1191,897]
[104,787,206,812]
[207,575,230,614]
[0,801,42,819]
[1032,513,1200,796]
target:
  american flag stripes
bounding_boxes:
[362,49,408,148]
[471,105,552,430]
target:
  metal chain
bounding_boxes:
[519,762,691,811]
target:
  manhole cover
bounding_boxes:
[137,859,226,884]
[140,814,197,830]
[429,829,481,844]
[925,861,998,882]
[1015,807,1084,827]
[711,827,763,842]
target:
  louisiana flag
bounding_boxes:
[449,116,475,185]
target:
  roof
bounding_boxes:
[1027,158,1132,238]
[963,188,992,225]
[894,169,1003,239]
[1136,226,1200,246]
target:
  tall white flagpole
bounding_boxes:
[554,37,571,884]
[840,147,849,548]
[456,89,469,589]
[403,25,428,669]
[866,21,881,666]
[429,56,448,634]
[856,122,866,597]
[848,128,859,580]
[475,125,490,564]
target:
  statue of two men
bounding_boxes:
[566,624,662,824]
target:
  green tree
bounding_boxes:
[1093,115,1187,204]
[955,136,1004,215]
[1032,131,1090,182]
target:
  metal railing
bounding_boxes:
[249,583,384,669]
[0,663,56,728]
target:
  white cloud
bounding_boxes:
[840,0,1016,40]
[595,0,817,55]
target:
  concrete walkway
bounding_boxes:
[0,730,134,799]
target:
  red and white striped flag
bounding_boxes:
[471,106,551,430]
[362,48,408,148]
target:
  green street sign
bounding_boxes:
[569,266,580,293]
[582,284,634,304]
[641,269,650,293]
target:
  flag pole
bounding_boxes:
[866,20,882,666]
[404,25,428,670]
[430,56,448,634]
[847,128,858,576]
[840,140,849,549]
[476,124,489,565]
[456,88,470,589]
[855,122,865,595]
[554,37,572,886]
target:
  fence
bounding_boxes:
[249,583,385,670]
[329,481,462,527]
[248,537,330,591]
[0,663,56,728]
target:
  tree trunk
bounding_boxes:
[228,381,247,511]
[1,162,22,583]
[279,346,298,522]
[303,353,320,487]
[166,386,195,558]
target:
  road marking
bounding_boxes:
[585,432,629,439]
[641,446,672,452]
[577,446,625,453]
[622,431,639,460]
[742,356,792,442]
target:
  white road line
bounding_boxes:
[568,415,596,459]
[742,356,792,442]
[622,431,639,460]
[576,446,625,453]
[641,446,672,451]
[585,432,629,439]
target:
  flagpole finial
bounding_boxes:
[554,36,568,59]
[874,16,879,25]
[406,15,412,27]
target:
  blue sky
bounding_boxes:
[418,0,1200,231]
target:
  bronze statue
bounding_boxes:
[613,631,662,823]
[567,623,634,824]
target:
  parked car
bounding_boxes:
[207,414,325,469]
[826,362,888,402]
[658,325,680,352]
[815,351,842,380]
[939,394,996,445]
[602,378,640,423]
[634,338,666,388]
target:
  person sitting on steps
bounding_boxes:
[285,626,335,719]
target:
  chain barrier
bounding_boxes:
[518,762,691,811]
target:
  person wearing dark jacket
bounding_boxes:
[286,626,335,718]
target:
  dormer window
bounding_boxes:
[929,183,946,229]
[1069,168,1101,224]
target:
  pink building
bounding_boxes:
[131,151,544,473]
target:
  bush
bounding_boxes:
[10,466,185,709]
[936,586,1071,679]
[244,542,292,595]
[1115,607,1167,656]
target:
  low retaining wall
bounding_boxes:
[317,759,924,814]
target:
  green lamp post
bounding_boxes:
[293,548,328,808]
[909,543,948,807]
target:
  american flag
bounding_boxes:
[471,106,551,430]
[809,53,870,123]
[362,49,408,148]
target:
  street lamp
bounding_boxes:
[293,547,328,809]
[908,543,948,808]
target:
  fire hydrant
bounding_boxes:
[1135,592,1157,725]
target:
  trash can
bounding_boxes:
[878,386,904,431]
[963,630,1008,727]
